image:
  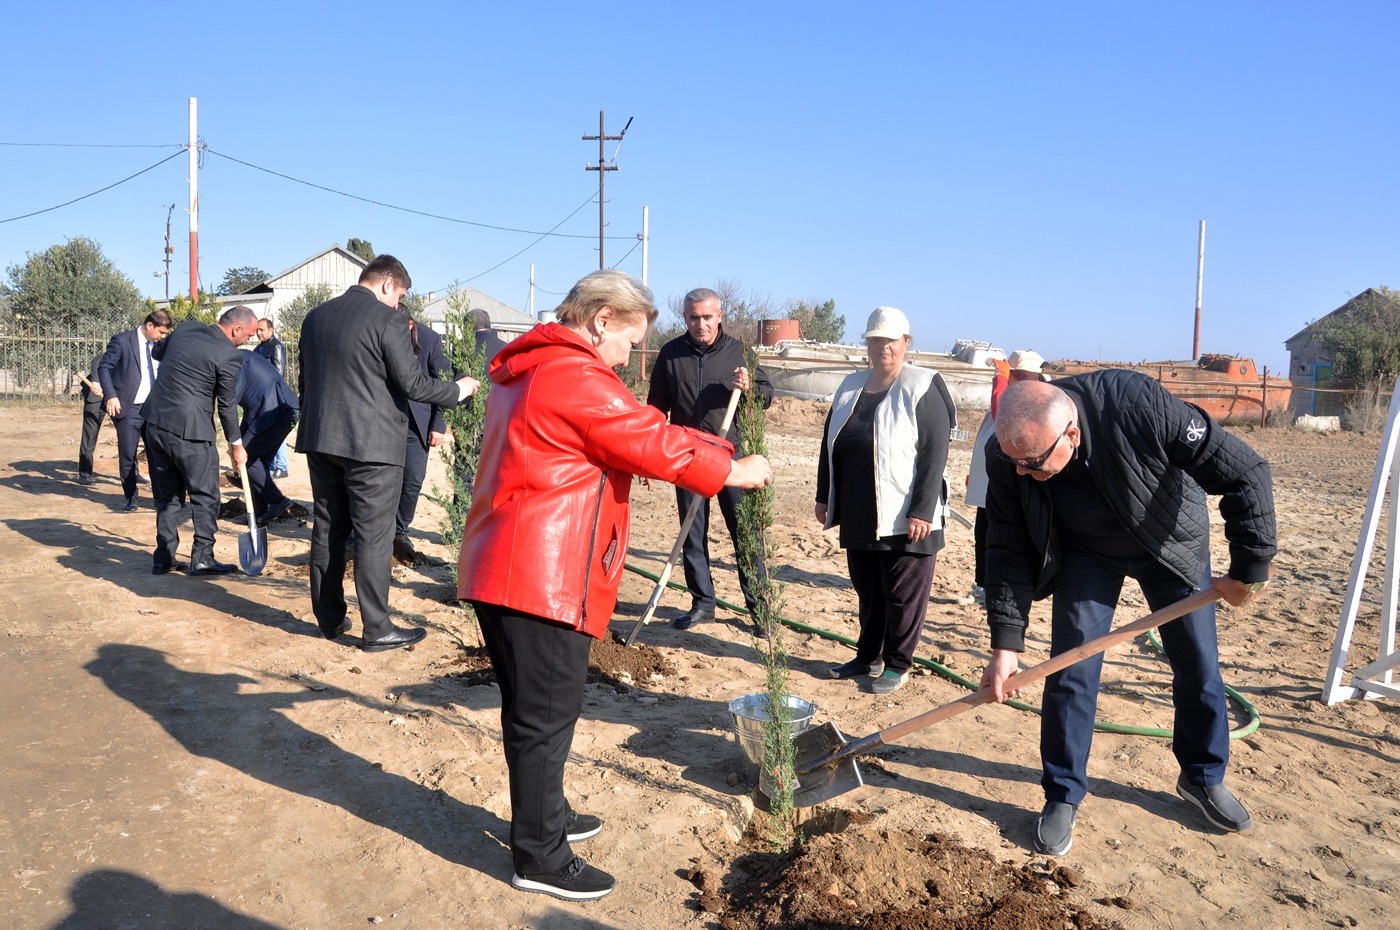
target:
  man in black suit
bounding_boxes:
[97,310,173,510]
[236,350,299,526]
[76,353,107,485]
[393,312,451,563]
[472,308,508,362]
[143,306,254,575]
[253,317,292,479]
[298,255,478,651]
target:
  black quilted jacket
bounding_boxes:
[984,369,1276,651]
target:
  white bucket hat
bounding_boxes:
[863,306,911,340]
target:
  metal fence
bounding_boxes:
[0,307,144,400]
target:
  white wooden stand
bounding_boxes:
[1323,375,1400,704]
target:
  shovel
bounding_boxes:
[623,385,744,647]
[236,456,268,576]
[769,587,1223,808]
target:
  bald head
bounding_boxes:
[996,381,1077,459]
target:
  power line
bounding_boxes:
[462,194,598,283]
[0,141,183,149]
[205,148,630,240]
[0,150,185,225]
[609,237,642,270]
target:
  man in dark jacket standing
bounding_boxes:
[76,353,107,485]
[981,372,1276,856]
[647,287,773,629]
[97,310,173,510]
[143,307,254,575]
[253,317,291,479]
[236,350,299,526]
[297,255,478,651]
[393,312,450,563]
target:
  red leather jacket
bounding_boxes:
[457,323,734,638]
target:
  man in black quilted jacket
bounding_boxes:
[980,371,1276,856]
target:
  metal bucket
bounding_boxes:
[728,693,816,784]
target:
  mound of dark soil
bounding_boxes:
[448,636,677,690]
[713,828,1116,930]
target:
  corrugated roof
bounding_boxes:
[418,285,535,329]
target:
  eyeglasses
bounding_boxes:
[994,421,1071,472]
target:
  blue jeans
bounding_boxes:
[1041,542,1230,806]
[271,439,289,474]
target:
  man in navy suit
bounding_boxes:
[393,312,451,563]
[236,350,299,527]
[143,307,253,575]
[96,310,174,510]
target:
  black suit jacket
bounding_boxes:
[296,285,461,466]
[407,321,450,444]
[254,335,287,376]
[143,321,242,442]
[237,351,299,440]
[96,327,159,418]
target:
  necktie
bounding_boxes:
[145,340,157,386]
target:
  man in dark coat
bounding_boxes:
[76,353,107,485]
[96,310,173,510]
[472,308,508,362]
[236,350,299,526]
[253,317,292,479]
[647,287,773,629]
[981,373,1276,856]
[393,313,450,563]
[143,307,254,575]
[297,255,478,651]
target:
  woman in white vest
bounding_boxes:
[815,307,957,693]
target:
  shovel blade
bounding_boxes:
[239,527,268,577]
[759,721,864,808]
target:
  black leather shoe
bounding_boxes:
[392,534,416,563]
[122,498,139,512]
[322,618,352,640]
[77,473,98,486]
[135,472,150,485]
[672,608,714,631]
[361,625,426,652]
[257,498,295,527]
[152,560,188,576]
[188,559,238,575]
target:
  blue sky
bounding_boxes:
[3,2,1397,374]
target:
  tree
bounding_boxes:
[1308,287,1400,384]
[666,278,776,347]
[216,266,269,296]
[1,236,144,334]
[277,284,336,390]
[163,291,222,325]
[346,238,375,262]
[785,297,846,343]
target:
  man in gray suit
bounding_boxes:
[298,255,479,651]
[143,306,255,575]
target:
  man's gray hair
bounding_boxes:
[996,381,1076,451]
[470,309,492,331]
[219,305,258,329]
[683,287,721,311]
[555,269,657,327]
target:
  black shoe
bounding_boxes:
[269,469,289,480]
[1034,802,1077,856]
[565,812,603,842]
[392,534,416,563]
[828,658,885,679]
[257,498,294,527]
[152,560,188,576]
[512,856,615,901]
[361,625,426,652]
[77,473,98,486]
[672,608,714,631]
[122,498,139,512]
[135,472,150,485]
[188,559,237,575]
[1176,777,1253,832]
[322,618,352,640]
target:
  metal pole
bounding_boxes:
[163,204,175,300]
[528,263,535,317]
[640,205,649,286]
[1193,220,1205,360]
[188,97,199,299]
[1261,366,1269,428]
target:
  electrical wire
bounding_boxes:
[609,237,642,270]
[0,141,183,148]
[205,147,630,240]
[459,194,599,283]
[0,150,185,225]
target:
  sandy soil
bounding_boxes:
[2,399,1398,929]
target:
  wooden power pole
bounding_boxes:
[583,110,631,269]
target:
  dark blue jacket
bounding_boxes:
[237,351,299,441]
[96,327,159,418]
[407,320,450,445]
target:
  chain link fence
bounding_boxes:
[0,306,149,401]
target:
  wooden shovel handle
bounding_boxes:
[878,587,1224,746]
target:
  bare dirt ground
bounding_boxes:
[2,399,1398,929]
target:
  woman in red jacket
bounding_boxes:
[457,269,771,902]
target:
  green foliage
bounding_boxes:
[734,364,797,850]
[164,291,222,324]
[667,278,776,347]
[216,266,269,296]
[346,238,375,262]
[1308,287,1400,385]
[785,297,846,344]
[278,284,337,390]
[1,236,144,331]
[432,287,493,586]
[399,290,425,316]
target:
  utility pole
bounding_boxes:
[1192,220,1205,360]
[583,110,631,269]
[188,97,199,299]
[528,262,536,318]
[640,205,650,286]
[162,204,175,300]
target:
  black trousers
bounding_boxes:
[306,451,402,639]
[674,483,765,613]
[473,601,591,877]
[114,403,145,503]
[845,548,938,674]
[973,507,988,588]
[78,396,105,476]
[242,412,295,518]
[395,431,429,538]
[145,424,220,568]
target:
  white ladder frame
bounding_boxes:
[1323,375,1400,704]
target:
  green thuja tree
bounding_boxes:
[734,363,797,850]
[433,287,493,585]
